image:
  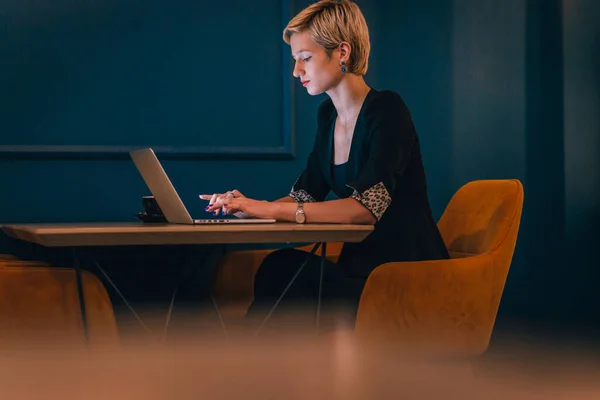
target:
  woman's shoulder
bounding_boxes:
[315,88,410,124]
[363,88,408,116]
[317,97,335,122]
[363,89,416,135]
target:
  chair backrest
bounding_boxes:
[437,179,524,354]
[0,264,119,348]
[437,179,524,260]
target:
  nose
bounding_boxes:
[292,60,304,78]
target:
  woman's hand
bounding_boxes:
[199,189,245,216]
[222,197,276,220]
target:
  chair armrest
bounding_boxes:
[355,255,497,357]
[212,249,274,303]
[0,260,52,267]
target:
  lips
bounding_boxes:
[301,80,310,86]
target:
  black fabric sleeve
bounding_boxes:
[347,93,416,220]
[289,141,330,202]
[289,102,332,203]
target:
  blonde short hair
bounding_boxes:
[283,0,371,75]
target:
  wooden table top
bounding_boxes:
[0,222,374,247]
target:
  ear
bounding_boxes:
[337,41,352,63]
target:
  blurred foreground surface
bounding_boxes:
[1,313,599,400]
[0,335,600,400]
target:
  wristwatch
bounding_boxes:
[294,201,306,224]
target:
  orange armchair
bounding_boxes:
[355,180,524,357]
[0,262,120,348]
[210,179,524,357]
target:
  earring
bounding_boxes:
[340,61,347,74]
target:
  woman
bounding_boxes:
[201,0,449,331]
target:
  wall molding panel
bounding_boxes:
[0,0,296,160]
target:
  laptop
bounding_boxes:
[129,148,276,225]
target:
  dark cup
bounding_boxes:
[142,196,164,216]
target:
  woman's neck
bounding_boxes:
[327,74,371,121]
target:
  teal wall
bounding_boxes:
[1,1,598,330]
[562,0,600,328]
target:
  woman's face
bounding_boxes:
[290,30,342,96]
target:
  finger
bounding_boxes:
[199,194,213,201]
[217,193,233,206]
[210,193,225,211]
[222,193,234,210]
[213,200,227,215]
[223,198,241,209]
[223,200,241,214]
[206,192,236,213]
[204,193,222,212]
[231,189,244,198]
[218,192,237,215]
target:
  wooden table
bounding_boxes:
[1,222,374,340]
[1,222,373,247]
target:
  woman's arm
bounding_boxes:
[271,198,376,225]
[220,196,375,224]
[274,196,296,202]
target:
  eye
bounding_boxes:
[303,56,312,62]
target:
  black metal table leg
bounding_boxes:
[209,290,228,339]
[162,248,229,341]
[72,248,89,343]
[94,244,226,341]
[316,242,326,332]
[161,284,229,341]
[162,285,178,341]
[93,261,153,336]
[253,243,322,336]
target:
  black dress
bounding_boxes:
[248,88,449,327]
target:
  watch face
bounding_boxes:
[296,212,306,223]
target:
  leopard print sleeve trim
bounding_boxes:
[348,181,392,221]
[289,174,318,203]
[289,189,317,203]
